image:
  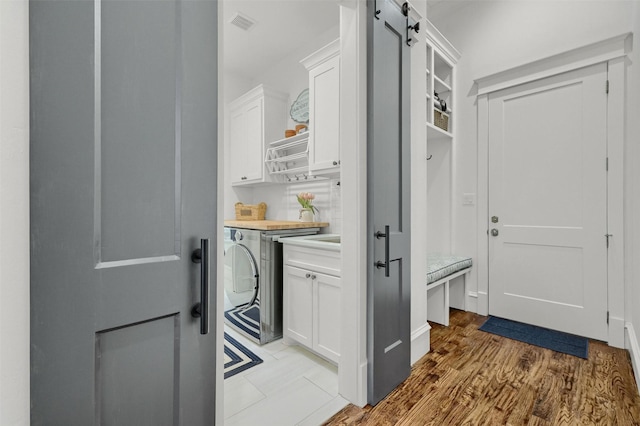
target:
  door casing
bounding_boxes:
[475,34,630,347]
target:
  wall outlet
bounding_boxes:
[463,193,476,206]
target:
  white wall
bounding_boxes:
[0,0,30,424]
[429,0,636,315]
[628,0,640,382]
[222,25,343,234]
[410,0,430,364]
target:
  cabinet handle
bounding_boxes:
[311,275,317,280]
[332,161,338,166]
[305,273,311,278]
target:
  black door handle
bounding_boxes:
[375,225,390,277]
[191,238,210,335]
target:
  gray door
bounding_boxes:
[29,0,218,424]
[366,0,412,405]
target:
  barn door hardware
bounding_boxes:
[403,3,419,46]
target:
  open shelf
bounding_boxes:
[265,133,310,178]
[268,131,309,148]
[434,75,451,93]
[427,122,453,140]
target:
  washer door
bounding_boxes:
[224,243,258,310]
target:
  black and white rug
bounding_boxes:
[224,332,263,379]
[224,303,261,341]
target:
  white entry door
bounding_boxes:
[488,63,608,341]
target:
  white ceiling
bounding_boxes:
[222,0,340,81]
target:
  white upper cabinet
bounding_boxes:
[301,39,340,176]
[228,85,288,186]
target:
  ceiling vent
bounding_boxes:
[229,12,257,32]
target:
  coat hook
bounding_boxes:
[427,154,433,160]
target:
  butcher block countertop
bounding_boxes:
[224,220,329,231]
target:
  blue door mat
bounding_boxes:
[479,316,588,359]
[224,332,263,379]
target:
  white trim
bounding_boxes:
[410,322,431,365]
[338,0,368,408]
[410,0,429,374]
[300,39,340,70]
[425,20,461,64]
[476,37,628,344]
[475,33,631,95]
[476,94,489,317]
[216,1,225,423]
[625,322,640,394]
[607,57,626,349]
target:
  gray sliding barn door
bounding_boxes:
[29,0,218,424]
[366,0,412,405]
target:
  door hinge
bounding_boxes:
[606,80,610,94]
[607,311,610,325]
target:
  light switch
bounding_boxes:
[463,193,475,206]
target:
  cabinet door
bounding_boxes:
[313,272,341,363]
[309,55,340,174]
[284,265,313,347]
[243,97,264,182]
[229,107,247,184]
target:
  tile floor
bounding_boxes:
[224,326,347,426]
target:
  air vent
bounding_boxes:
[229,12,256,32]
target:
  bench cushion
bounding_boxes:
[427,253,472,284]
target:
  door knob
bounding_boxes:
[491,229,499,237]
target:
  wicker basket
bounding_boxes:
[434,109,450,132]
[234,202,267,221]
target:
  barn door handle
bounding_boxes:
[191,238,210,335]
[375,225,390,277]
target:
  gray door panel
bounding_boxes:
[30,0,218,424]
[367,0,412,406]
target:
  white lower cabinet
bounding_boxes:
[283,246,341,364]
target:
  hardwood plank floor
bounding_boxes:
[324,310,640,425]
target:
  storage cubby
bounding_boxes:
[425,20,464,317]
[426,22,457,139]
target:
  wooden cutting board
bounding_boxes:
[223,220,330,231]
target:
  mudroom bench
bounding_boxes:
[426,253,473,326]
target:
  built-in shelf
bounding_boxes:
[268,131,309,148]
[427,122,453,140]
[434,75,452,93]
[265,133,310,179]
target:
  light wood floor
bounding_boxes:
[324,310,640,425]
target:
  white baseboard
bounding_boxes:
[355,361,368,407]
[625,322,640,394]
[609,316,625,348]
[411,322,431,365]
[467,291,478,314]
[477,291,488,316]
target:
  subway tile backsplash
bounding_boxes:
[249,178,341,235]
